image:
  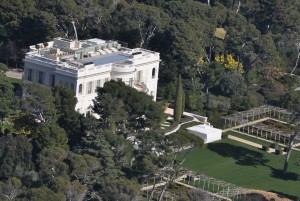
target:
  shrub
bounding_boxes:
[275,148,283,155]
[270,143,280,150]
[222,132,229,139]
[283,147,289,152]
[262,145,270,151]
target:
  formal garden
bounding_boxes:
[177,138,300,200]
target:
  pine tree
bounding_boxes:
[174,74,183,121]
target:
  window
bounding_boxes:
[87,81,93,94]
[38,71,44,84]
[137,71,142,82]
[152,68,156,78]
[79,84,83,94]
[28,69,33,81]
[95,79,102,92]
[51,75,55,87]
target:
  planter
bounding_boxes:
[275,149,283,155]
[262,145,270,151]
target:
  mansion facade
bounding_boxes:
[23,37,160,115]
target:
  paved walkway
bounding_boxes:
[5,70,23,79]
[163,107,201,135]
[228,135,277,154]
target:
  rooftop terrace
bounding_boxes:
[26,37,158,70]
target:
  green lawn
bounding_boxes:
[177,138,300,200]
[8,77,23,84]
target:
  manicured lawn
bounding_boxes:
[8,77,23,84]
[177,138,300,200]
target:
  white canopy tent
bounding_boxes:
[187,124,222,144]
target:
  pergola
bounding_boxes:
[238,122,295,144]
[222,105,295,144]
[222,105,292,128]
[180,170,249,200]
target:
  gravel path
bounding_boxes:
[228,135,278,154]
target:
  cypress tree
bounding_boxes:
[182,90,185,116]
[174,74,183,121]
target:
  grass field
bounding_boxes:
[177,138,300,200]
[8,77,23,84]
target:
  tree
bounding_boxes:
[0,63,8,72]
[53,86,82,147]
[37,147,69,183]
[0,135,33,179]
[283,127,299,175]
[22,83,57,124]
[215,54,244,73]
[174,74,183,121]
[77,130,121,180]
[100,178,140,201]
[29,187,65,201]
[0,72,17,119]
[93,93,127,132]
[51,177,87,201]
[93,80,165,131]
[19,11,58,46]
[0,177,22,200]
[34,125,69,151]
[67,153,101,184]
[217,71,247,97]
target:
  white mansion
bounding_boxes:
[23,37,160,115]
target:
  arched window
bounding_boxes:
[79,84,83,94]
[152,68,156,78]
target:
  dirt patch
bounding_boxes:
[243,190,292,201]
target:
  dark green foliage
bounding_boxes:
[100,178,140,201]
[76,130,121,179]
[34,125,69,151]
[174,74,183,121]
[0,72,18,118]
[0,135,33,179]
[0,63,8,72]
[93,80,165,131]
[28,187,65,201]
[258,80,285,105]
[19,11,58,46]
[53,86,82,147]
[133,130,172,177]
[36,147,69,182]
[1,0,300,198]
[22,83,57,124]
[217,71,247,97]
